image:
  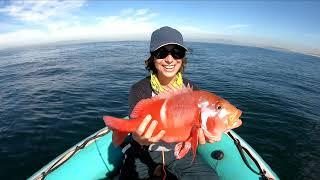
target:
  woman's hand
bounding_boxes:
[132,114,166,145]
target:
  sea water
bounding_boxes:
[0,41,319,179]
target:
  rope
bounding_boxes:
[162,150,166,180]
[227,132,267,178]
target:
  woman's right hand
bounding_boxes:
[132,114,166,145]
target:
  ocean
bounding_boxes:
[0,41,319,179]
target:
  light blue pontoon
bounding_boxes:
[29,118,279,180]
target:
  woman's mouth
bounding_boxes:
[163,65,175,72]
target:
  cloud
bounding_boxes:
[120,8,135,16]
[0,7,159,48]
[0,0,85,22]
[0,2,318,56]
[0,29,50,47]
[176,25,219,41]
[0,22,22,33]
[135,9,149,16]
[213,24,251,36]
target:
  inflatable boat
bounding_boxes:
[29,119,279,180]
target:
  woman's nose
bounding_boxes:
[164,54,174,63]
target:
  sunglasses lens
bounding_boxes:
[154,48,169,59]
[172,47,185,59]
[153,46,186,59]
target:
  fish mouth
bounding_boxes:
[228,110,242,127]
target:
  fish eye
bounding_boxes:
[216,105,222,110]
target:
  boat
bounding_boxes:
[29,117,279,180]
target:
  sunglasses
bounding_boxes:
[152,46,186,59]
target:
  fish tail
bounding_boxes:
[103,116,141,146]
[103,116,140,132]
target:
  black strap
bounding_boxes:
[227,132,268,179]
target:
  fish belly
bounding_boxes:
[162,126,193,142]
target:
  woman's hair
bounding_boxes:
[144,54,188,74]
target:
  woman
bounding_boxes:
[119,26,219,180]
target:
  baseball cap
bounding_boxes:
[150,26,188,52]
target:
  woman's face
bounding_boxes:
[153,44,184,82]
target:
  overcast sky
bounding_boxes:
[0,1,319,55]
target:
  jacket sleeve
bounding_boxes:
[128,77,152,117]
[128,84,142,117]
[183,78,200,91]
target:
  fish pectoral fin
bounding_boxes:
[174,141,191,159]
[190,127,199,163]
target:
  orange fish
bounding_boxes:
[103,87,242,160]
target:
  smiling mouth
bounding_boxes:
[163,65,175,71]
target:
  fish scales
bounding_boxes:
[164,92,199,129]
[103,87,243,160]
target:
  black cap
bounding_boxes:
[150,26,188,52]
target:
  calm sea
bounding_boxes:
[0,41,319,179]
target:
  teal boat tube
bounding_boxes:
[29,122,279,180]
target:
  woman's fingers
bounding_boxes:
[132,114,165,145]
[143,120,158,138]
[149,130,166,143]
[136,114,152,136]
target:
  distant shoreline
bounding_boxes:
[0,40,319,59]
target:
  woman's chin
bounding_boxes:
[161,71,178,78]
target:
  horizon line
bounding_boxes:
[0,38,319,59]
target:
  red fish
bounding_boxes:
[103,87,242,160]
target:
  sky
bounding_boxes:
[0,0,319,56]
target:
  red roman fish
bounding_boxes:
[103,86,242,160]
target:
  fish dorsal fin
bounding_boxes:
[156,83,194,99]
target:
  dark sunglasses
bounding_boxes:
[152,46,186,59]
